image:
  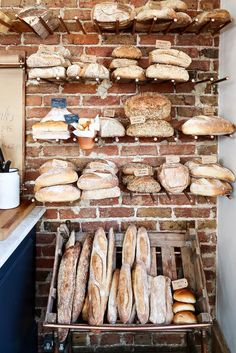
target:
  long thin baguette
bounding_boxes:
[122,224,137,267]
[132,262,149,324]
[117,263,133,323]
[103,228,115,314]
[149,275,166,324]
[136,227,151,273]
[107,269,120,324]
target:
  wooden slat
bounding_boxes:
[181,247,196,290]
[150,247,157,276]
[161,246,176,279]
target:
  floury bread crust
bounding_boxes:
[34,167,78,192]
[149,49,192,68]
[146,64,189,82]
[158,162,190,194]
[181,116,236,136]
[35,185,81,202]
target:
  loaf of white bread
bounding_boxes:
[99,117,125,138]
[181,116,236,136]
[149,49,192,68]
[32,121,70,140]
[158,162,190,194]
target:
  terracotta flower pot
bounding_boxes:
[78,136,95,150]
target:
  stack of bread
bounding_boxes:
[122,162,161,193]
[32,98,71,141]
[172,288,197,324]
[67,54,109,81]
[185,159,235,197]
[146,48,191,82]
[34,159,81,203]
[158,161,190,194]
[77,159,121,200]
[110,46,145,82]
[125,93,174,138]
[27,45,71,80]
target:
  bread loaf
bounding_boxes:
[35,185,81,203]
[34,168,78,192]
[32,121,69,132]
[127,120,174,137]
[110,58,138,69]
[173,311,197,324]
[88,228,108,325]
[112,46,142,60]
[82,295,89,322]
[81,186,121,200]
[146,64,189,82]
[122,163,154,176]
[67,64,81,78]
[139,0,187,12]
[132,262,149,324]
[165,277,174,324]
[107,269,120,324]
[173,289,196,304]
[124,93,171,120]
[0,11,12,34]
[27,51,66,68]
[136,12,191,32]
[136,8,176,22]
[122,225,137,267]
[72,234,93,322]
[191,9,231,31]
[173,302,195,314]
[149,276,166,324]
[28,67,66,79]
[79,63,109,80]
[103,228,115,315]
[181,116,236,136]
[99,117,125,137]
[158,162,190,194]
[77,172,119,191]
[149,49,192,68]
[186,162,235,183]
[39,159,77,174]
[127,176,161,193]
[128,303,137,324]
[136,227,151,273]
[117,263,133,323]
[190,178,232,197]
[85,160,118,174]
[112,65,146,81]
[123,175,136,185]
[57,238,81,342]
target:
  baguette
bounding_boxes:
[77,172,119,191]
[136,227,151,273]
[122,224,137,267]
[127,176,161,193]
[132,262,149,324]
[128,303,137,324]
[107,269,120,324]
[34,168,78,192]
[126,120,174,137]
[57,237,81,342]
[190,178,232,197]
[72,234,94,322]
[81,186,121,200]
[39,159,77,174]
[35,185,81,203]
[158,162,190,194]
[146,64,189,82]
[149,275,166,324]
[149,49,192,68]
[111,46,142,60]
[82,295,89,322]
[117,263,133,323]
[181,116,236,136]
[103,228,115,315]
[186,162,235,183]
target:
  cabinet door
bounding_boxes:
[0,228,37,353]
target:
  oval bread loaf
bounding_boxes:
[112,46,142,59]
[39,159,77,174]
[117,263,133,324]
[107,269,120,324]
[149,49,192,68]
[173,289,196,304]
[126,120,174,137]
[187,162,235,182]
[132,262,149,324]
[112,65,146,81]
[136,227,151,273]
[34,168,78,192]
[81,186,121,200]
[122,162,154,176]
[110,58,138,69]
[35,185,81,203]
[146,64,189,82]
[122,225,137,267]
[190,178,232,196]
[77,172,119,191]
[181,116,236,136]
[173,302,195,314]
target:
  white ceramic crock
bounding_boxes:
[0,168,20,209]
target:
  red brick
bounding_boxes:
[62,83,97,94]
[100,334,121,345]
[99,207,134,218]
[176,34,213,47]
[139,34,175,46]
[26,107,50,119]
[63,33,99,45]
[174,207,211,218]
[0,34,21,45]
[81,221,119,232]
[159,144,195,155]
[59,208,96,219]
[26,96,42,106]
[63,9,91,20]
[122,194,157,206]
[82,96,120,106]
[137,207,172,218]
[121,145,157,156]
[44,0,77,6]
[24,34,60,45]
[159,220,195,231]
[121,221,157,231]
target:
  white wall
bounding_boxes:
[218,1,236,352]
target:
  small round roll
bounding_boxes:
[173,301,195,314]
[173,311,197,324]
[173,289,196,304]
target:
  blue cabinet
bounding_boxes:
[0,227,37,353]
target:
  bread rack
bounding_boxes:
[44,225,212,353]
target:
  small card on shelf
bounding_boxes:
[104,109,115,117]
[202,155,217,164]
[130,116,146,125]
[203,106,215,116]
[172,278,188,291]
[134,168,150,177]
[155,40,171,49]
[166,155,180,163]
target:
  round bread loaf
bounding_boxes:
[35,185,81,203]
[112,65,146,81]
[112,46,142,59]
[149,49,192,68]
[122,163,154,176]
[158,162,190,194]
[79,63,109,80]
[190,178,232,196]
[173,289,196,304]
[146,64,189,82]
[173,302,195,314]
[39,159,77,174]
[173,311,197,324]
[127,176,161,193]
[187,163,235,183]
[181,116,236,136]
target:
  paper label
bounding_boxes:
[203,106,215,116]
[80,54,97,63]
[104,109,115,117]
[172,278,188,291]
[91,162,114,171]
[130,116,146,125]
[155,40,172,49]
[64,115,79,124]
[134,168,149,177]
[132,156,144,162]
[202,155,217,164]
[166,155,180,163]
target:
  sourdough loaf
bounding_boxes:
[67,64,81,78]
[149,49,192,68]
[132,262,149,324]
[181,116,236,136]
[190,178,232,196]
[34,168,78,192]
[137,0,187,12]
[126,120,174,137]
[85,160,118,174]
[112,46,142,60]
[77,172,119,191]
[110,58,138,69]
[35,185,81,202]
[28,67,66,79]
[122,163,154,176]
[112,65,146,81]
[158,162,190,194]
[136,12,191,32]
[107,269,120,324]
[136,7,176,22]
[127,176,161,193]
[81,186,121,200]
[146,64,189,82]
[79,63,109,80]
[122,225,137,267]
[27,51,66,68]
[39,159,77,174]
[186,161,235,182]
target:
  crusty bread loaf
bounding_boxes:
[173,311,197,324]
[0,11,12,34]
[181,116,236,136]
[107,269,120,324]
[112,46,142,60]
[117,263,133,323]
[190,178,232,197]
[79,63,109,80]
[136,227,151,273]
[99,117,125,137]
[158,162,190,194]
[126,120,174,137]
[149,49,192,68]
[122,163,154,176]
[141,0,187,12]
[185,159,202,170]
[165,277,174,324]
[173,289,196,304]
[35,185,81,203]
[77,172,119,191]
[27,51,66,68]
[122,175,136,185]
[136,12,191,32]
[127,176,161,193]
[82,295,89,322]
[67,64,81,78]
[122,225,137,267]
[103,228,115,316]
[189,9,231,32]
[132,262,149,324]
[32,131,70,140]
[39,159,77,174]
[57,239,81,342]
[72,234,93,322]
[173,301,195,314]
[88,228,108,325]
[110,58,138,69]
[186,162,235,183]
[146,64,189,82]
[124,93,171,120]
[32,121,68,132]
[136,7,176,22]
[81,186,121,200]
[149,275,166,324]
[112,65,146,81]
[34,168,78,192]
[28,66,66,79]
[85,160,118,174]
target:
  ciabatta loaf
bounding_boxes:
[190,178,232,197]
[136,227,151,273]
[158,162,190,194]
[28,66,66,79]
[35,185,81,203]
[39,159,77,174]
[117,263,133,323]
[149,49,192,68]
[107,269,120,324]
[112,46,142,60]
[122,225,137,267]
[127,120,174,137]
[81,186,121,200]
[181,116,236,136]
[99,117,125,137]
[110,58,138,69]
[149,276,166,324]
[34,168,78,192]
[132,262,149,324]
[127,176,161,193]
[77,172,119,191]
[186,162,235,183]
[146,64,189,82]
[112,65,146,81]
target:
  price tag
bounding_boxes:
[80,54,97,63]
[130,116,146,125]
[203,106,215,116]
[172,278,188,291]
[155,40,172,49]
[134,168,150,177]
[202,155,217,164]
[104,109,115,117]
[64,114,79,124]
[132,156,144,162]
[166,155,180,163]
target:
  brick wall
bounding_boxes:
[1,0,220,350]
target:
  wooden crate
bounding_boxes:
[44,226,212,332]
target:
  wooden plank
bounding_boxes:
[150,247,157,276]
[212,320,231,353]
[161,246,176,279]
[0,200,35,240]
[181,247,196,290]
